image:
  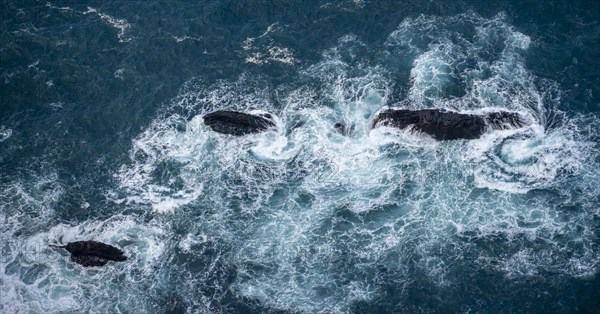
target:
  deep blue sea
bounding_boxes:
[1,1,600,313]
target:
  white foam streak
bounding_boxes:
[84,7,131,43]
[0,126,13,142]
[243,24,298,65]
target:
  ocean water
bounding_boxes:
[1,1,599,313]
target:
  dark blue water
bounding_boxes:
[1,1,599,313]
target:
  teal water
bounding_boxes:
[1,1,599,313]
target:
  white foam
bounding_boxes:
[245,46,298,65]
[178,233,210,253]
[115,78,285,213]
[409,41,460,103]
[114,68,124,79]
[46,2,76,12]
[174,35,202,43]
[0,126,12,142]
[111,12,600,313]
[84,7,131,43]
[249,131,297,160]
[243,23,279,51]
[353,0,366,8]
[468,119,593,193]
[380,13,599,285]
[48,102,64,110]
[27,60,39,69]
[242,24,297,65]
[1,215,169,312]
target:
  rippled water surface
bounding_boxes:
[1,1,599,313]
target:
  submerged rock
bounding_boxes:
[334,122,354,136]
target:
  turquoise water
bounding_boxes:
[1,1,599,313]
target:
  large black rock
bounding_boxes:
[203,110,276,136]
[371,109,527,140]
[51,241,127,267]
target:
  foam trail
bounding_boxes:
[84,7,131,42]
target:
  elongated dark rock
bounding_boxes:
[371,109,527,140]
[203,110,276,136]
[50,241,127,267]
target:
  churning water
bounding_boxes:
[1,1,599,313]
